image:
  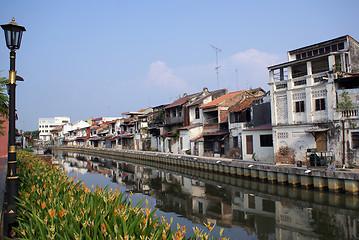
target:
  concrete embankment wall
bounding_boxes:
[53,147,359,195]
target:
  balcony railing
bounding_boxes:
[164,116,183,125]
[275,82,287,90]
[341,108,359,118]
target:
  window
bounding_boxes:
[260,134,273,147]
[313,49,319,55]
[352,132,359,149]
[296,54,301,60]
[246,135,253,154]
[338,42,345,50]
[230,112,240,123]
[198,202,203,214]
[315,98,326,111]
[195,107,200,119]
[295,101,305,112]
[233,136,239,149]
[248,194,255,209]
[292,63,307,78]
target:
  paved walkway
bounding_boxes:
[0,157,7,236]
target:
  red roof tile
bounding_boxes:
[229,97,256,113]
[50,125,64,132]
[200,90,246,109]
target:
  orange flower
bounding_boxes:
[48,209,55,218]
[31,185,35,191]
[203,221,215,232]
[162,229,166,240]
[101,223,106,234]
[59,210,65,218]
[25,193,30,198]
[56,187,60,192]
[41,202,46,209]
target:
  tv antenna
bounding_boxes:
[210,44,222,89]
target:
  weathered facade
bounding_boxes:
[201,89,265,157]
[268,35,359,166]
[228,91,273,162]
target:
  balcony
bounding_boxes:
[164,116,183,125]
[341,108,359,118]
[274,81,288,91]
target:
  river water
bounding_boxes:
[52,150,359,240]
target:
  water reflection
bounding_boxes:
[52,150,359,240]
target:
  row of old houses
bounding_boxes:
[50,35,359,166]
[51,86,273,161]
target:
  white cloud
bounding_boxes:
[219,49,283,91]
[176,49,283,92]
[229,48,280,67]
[146,60,187,90]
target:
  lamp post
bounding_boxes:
[1,17,26,237]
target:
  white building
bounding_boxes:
[38,117,70,143]
[268,35,359,166]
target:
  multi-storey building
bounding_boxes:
[268,35,359,166]
[38,117,70,143]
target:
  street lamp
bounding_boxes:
[1,17,26,237]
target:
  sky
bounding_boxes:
[1,0,358,131]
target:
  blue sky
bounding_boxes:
[1,0,358,131]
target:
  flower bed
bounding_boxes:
[15,151,227,240]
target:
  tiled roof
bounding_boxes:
[229,97,256,113]
[187,89,227,107]
[50,125,63,132]
[200,90,246,109]
[163,93,199,109]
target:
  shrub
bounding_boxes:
[15,151,228,240]
[275,146,295,164]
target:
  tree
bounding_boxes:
[336,90,355,167]
[337,90,353,112]
[0,72,9,135]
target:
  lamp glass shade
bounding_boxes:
[1,18,26,50]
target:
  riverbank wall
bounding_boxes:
[52,146,359,195]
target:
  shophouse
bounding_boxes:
[268,35,359,166]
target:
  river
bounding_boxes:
[52,149,359,240]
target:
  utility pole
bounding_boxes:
[210,45,221,89]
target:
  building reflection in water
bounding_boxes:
[53,150,359,240]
